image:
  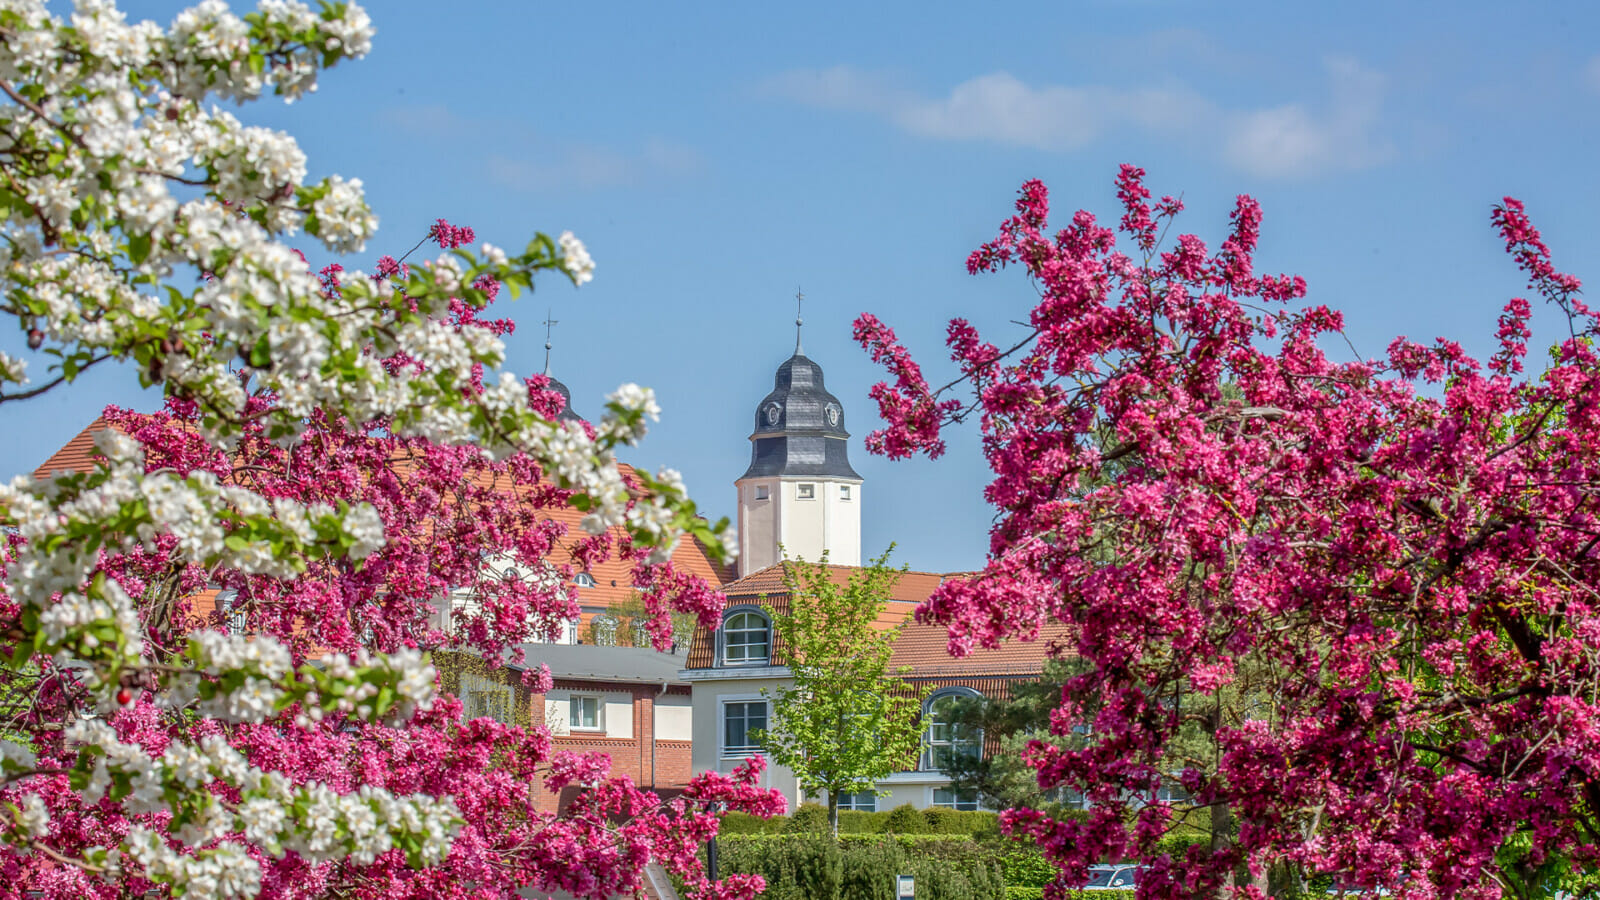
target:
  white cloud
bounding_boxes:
[1223,57,1392,178]
[762,58,1394,179]
[764,66,1204,152]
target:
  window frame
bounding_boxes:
[930,786,981,811]
[569,693,604,732]
[921,687,984,773]
[720,607,772,666]
[720,696,768,757]
[796,483,816,500]
[753,485,769,501]
[836,790,877,812]
[214,589,246,635]
[840,484,852,501]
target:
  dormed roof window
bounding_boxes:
[722,607,771,666]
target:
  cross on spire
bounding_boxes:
[794,286,804,354]
[542,310,559,374]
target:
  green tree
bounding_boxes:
[939,658,1084,811]
[756,549,928,838]
[586,593,697,649]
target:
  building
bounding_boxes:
[679,337,1066,813]
[446,642,694,811]
[31,398,718,811]
[734,334,862,574]
[30,329,1066,816]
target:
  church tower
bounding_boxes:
[735,313,862,576]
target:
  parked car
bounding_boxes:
[1085,864,1141,890]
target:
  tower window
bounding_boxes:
[840,485,851,501]
[754,485,769,501]
[797,483,815,500]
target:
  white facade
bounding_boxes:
[736,476,862,573]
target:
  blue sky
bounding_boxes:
[6,0,1600,574]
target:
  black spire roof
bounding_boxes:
[545,375,584,424]
[739,351,861,480]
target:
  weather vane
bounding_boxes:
[542,310,559,374]
[794,286,804,353]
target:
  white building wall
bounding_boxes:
[736,478,779,576]
[683,671,973,814]
[824,481,861,567]
[544,688,634,739]
[605,696,634,739]
[779,479,827,564]
[687,674,801,807]
[655,694,693,741]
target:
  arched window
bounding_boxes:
[573,572,597,588]
[722,609,771,665]
[922,688,983,772]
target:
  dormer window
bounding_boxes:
[722,609,771,665]
[573,572,597,588]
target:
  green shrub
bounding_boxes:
[838,809,887,834]
[785,802,831,833]
[921,808,1002,837]
[1000,847,1056,888]
[882,803,930,834]
[998,883,1139,890]
[714,834,1004,900]
[719,810,780,835]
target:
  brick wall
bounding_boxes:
[529,682,694,813]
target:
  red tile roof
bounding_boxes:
[32,418,731,610]
[32,417,112,479]
[685,562,1072,678]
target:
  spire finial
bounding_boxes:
[542,310,559,375]
[794,286,804,354]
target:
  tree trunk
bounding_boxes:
[828,789,840,840]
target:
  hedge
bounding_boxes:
[712,833,1005,900]
[718,804,1002,837]
[998,883,1139,890]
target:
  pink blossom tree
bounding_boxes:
[856,166,1600,899]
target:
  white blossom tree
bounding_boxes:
[0,2,736,898]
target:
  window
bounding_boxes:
[723,700,767,754]
[722,610,771,665]
[840,485,851,501]
[1154,777,1192,805]
[922,689,982,772]
[754,485,769,501]
[836,791,876,812]
[589,613,620,646]
[215,589,246,635]
[570,695,603,731]
[797,483,815,500]
[462,671,513,724]
[573,572,596,588]
[932,787,980,810]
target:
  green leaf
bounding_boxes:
[127,232,151,265]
